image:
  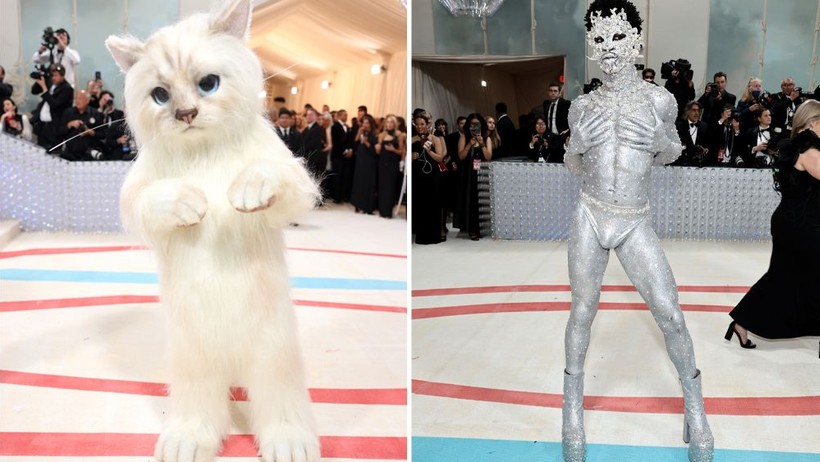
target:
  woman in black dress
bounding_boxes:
[375,115,405,218]
[411,112,445,244]
[727,100,820,349]
[350,114,378,214]
[455,113,493,241]
[1,98,33,141]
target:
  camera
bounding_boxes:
[535,135,545,146]
[583,78,602,94]
[469,124,481,137]
[706,83,720,98]
[752,90,773,109]
[660,58,691,80]
[41,27,58,49]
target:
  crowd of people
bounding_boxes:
[271,104,407,218]
[411,69,820,245]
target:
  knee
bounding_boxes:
[568,304,596,329]
[656,307,687,333]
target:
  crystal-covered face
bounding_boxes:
[587,9,642,75]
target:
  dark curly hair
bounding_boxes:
[585,0,643,33]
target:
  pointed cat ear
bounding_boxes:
[209,0,252,41]
[105,35,145,72]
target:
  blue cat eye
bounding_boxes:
[151,87,170,105]
[197,74,220,96]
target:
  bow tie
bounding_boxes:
[689,123,698,128]
[759,127,769,132]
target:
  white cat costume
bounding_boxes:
[106,1,320,461]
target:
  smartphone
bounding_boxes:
[95,71,101,81]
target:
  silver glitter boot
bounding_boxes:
[562,370,586,462]
[680,369,714,462]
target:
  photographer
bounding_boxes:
[32,64,73,151]
[456,113,492,240]
[709,106,747,167]
[770,77,805,135]
[527,116,551,162]
[736,77,771,131]
[32,28,80,88]
[661,59,695,117]
[98,91,123,128]
[59,90,106,161]
[744,108,779,168]
[674,101,710,166]
[697,71,737,124]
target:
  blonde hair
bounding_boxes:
[790,99,820,138]
[485,115,501,149]
[740,77,763,103]
[381,114,398,132]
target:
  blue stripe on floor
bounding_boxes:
[0,269,405,290]
[412,437,820,462]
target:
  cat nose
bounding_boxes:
[175,108,198,125]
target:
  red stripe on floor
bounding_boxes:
[0,245,143,259]
[0,245,405,260]
[0,295,404,314]
[0,432,407,459]
[412,284,750,297]
[412,380,820,416]
[0,370,406,405]
[412,301,730,319]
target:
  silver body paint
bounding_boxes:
[561,7,714,462]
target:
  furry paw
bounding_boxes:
[258,425,320,462]
[228,164,280,213]
[153,430,219,462]
[145,182,208,229]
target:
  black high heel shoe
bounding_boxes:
[724,321,756,349]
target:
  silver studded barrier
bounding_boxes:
[0,133,130,232]
[479,162,781,241]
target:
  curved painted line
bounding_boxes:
[0,295,405,314]
[412,379,820,416]
[0,245,405,260]
[0,269,406,290]
[413,284,751,297]
[412,301,730,320]
[0,370,407,405]
[0,432,407,459]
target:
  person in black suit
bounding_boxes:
[707,105,746,167]
[302,107,326,196]
[745,108,779,168]
[330,109,353,203]
[494,102,517,159]
[674,101,710,166]
[770,77,805,135]
[275,108,302,154]
[541,82,571,162]
[32,64,74,151]
[697,71,737,124]
[59,90,106,161]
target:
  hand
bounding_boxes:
[750,103,762,112]
[754,143,768,153]
[789,89,800,101]
[36,77,47,90]
[117,135,128,145]
[57,34,68,50]
[423,139,432,151]
[715,91,723,101]
[619,115,667,152]
[573,110,609,151]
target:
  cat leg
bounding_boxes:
[123,179,208,235]
[227,159,318,227]
[246,321,319,462]
[154,342,231,462]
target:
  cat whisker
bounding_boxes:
[47,118,128,153]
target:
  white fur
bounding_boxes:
[106,1,320,461]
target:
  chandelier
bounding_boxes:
[438,0,506,18]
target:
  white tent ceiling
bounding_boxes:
[251,0,407,85]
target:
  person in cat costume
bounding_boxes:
[560,1,713,461]
[106,1,321,461]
